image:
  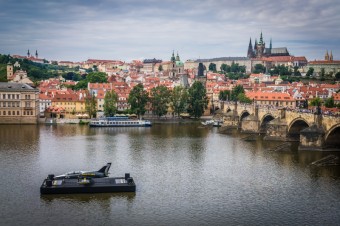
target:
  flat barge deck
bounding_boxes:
[40,176,136,194]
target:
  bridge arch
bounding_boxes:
[239,110,250,121]
[287,117,310,139]
[260,113,275,133]
[324,124,340,148]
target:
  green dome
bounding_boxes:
[176,61,184,67]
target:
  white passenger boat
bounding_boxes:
[89,116,152,127]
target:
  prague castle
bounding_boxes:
[247,32,290,58]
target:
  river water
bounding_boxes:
[0,124,339,226]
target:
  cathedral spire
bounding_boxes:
[330,50,333,61]
[176,52,180,61]
[325,50,329,61]
[259,32,263,45]
[27,49,30,57]
[35,50,38,58]
[270,38,272,49]
[247,38,254,58]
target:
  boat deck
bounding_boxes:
[40,177,136,194]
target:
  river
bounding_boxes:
[0,124,339,226]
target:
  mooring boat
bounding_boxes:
[89,116,151,127]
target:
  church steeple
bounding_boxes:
[330,50,333,61]
[269,38,272,49]
[176,52,180,61]
[247,38,254,58]
[171,50,176,62]
[35,50,38,58]
[259,32,264,45]
[27,49,30,57]
[325,50,329,61]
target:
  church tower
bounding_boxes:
[247,38,255,58]
[27,49,30,58]
[325,50,329,61]
[7,62,13,80]
[256,32,265,58]
[330,51,333,61]
[35,50,38,59]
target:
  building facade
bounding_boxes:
[0,83,39,124]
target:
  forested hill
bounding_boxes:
[0,54,63,82]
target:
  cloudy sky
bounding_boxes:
[0,0,339,62]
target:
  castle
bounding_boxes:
[247,32,290,58]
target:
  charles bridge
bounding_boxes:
[219,102,340,151]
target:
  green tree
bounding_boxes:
[310,97,322,107]
[320,68,325,78]
[219,90,230,101]
[293,66,301,76]
[128,83,149,118]
[187,81,208,118]
[253,64,266,73]
[237,93,252,103]
[208,63,217,72]
[150,85,171,117]
[335,72,340,81]
[170,86,188,117]
[158,65,163,71]
[324,96,334,108]
[306,67,314,77]
[103,90,118,117]
[85,91,97,118]
[220,64,230,73]
[230,85,245,101]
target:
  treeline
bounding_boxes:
[86,81,209,119]
[208,62,249,80]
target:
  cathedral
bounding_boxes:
[247,32,290,58]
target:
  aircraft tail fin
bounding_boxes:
[98,163,111,177]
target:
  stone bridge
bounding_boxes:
[220,102,340,151]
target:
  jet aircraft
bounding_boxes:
[54,163,111,179]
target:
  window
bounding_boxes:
[8,111,11,115]
[16,102,19,107]
[12,94,15,99]
[8,94,11,99]
[17,94,19,99]
[3,111,5,115]
[3,94,5,99]
[25,102,31,107]
[12,111,15,115]
[17,111,19,115]
[12,102,15,107]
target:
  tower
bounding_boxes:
[330,51,333,61]
[254,39,258,57]
[171,50,176,62]
[247,38,254,58]
[325,50,329,61]
[176,52,180,61]
[256,32,265,58]
[7,62,13,80]
[27,49,30,58]
[35,50,38,59]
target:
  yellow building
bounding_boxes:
[0,82,39,124]
[51,93,85,118]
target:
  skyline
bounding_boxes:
[1,0,339,62]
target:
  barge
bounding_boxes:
[40,173,136,194]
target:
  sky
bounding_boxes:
[0,0,339,62]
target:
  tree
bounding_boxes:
[208,63,217,72]
[220,64,230,73]
[293,66,301,76]
[150,85,171,117]
[324,96,334,108]
[320,68,325,78]
[103,90,118,117]
[85,91,97,118]
[237,93,252,103]
[310,97,322,107]
[230,85,245,101]
[335,72,340,81]
[158,65,163,72]
[128,83,149,118]
[170,86,188,117]
[306,67,314,77]
[187,81,208,118]
[253,64,266,73]
[219,90,230,101]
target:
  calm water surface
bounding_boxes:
[0,124,339,226]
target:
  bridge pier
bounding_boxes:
[241,115,260,133]
[299,124,325,151]
[264,118,288,141]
